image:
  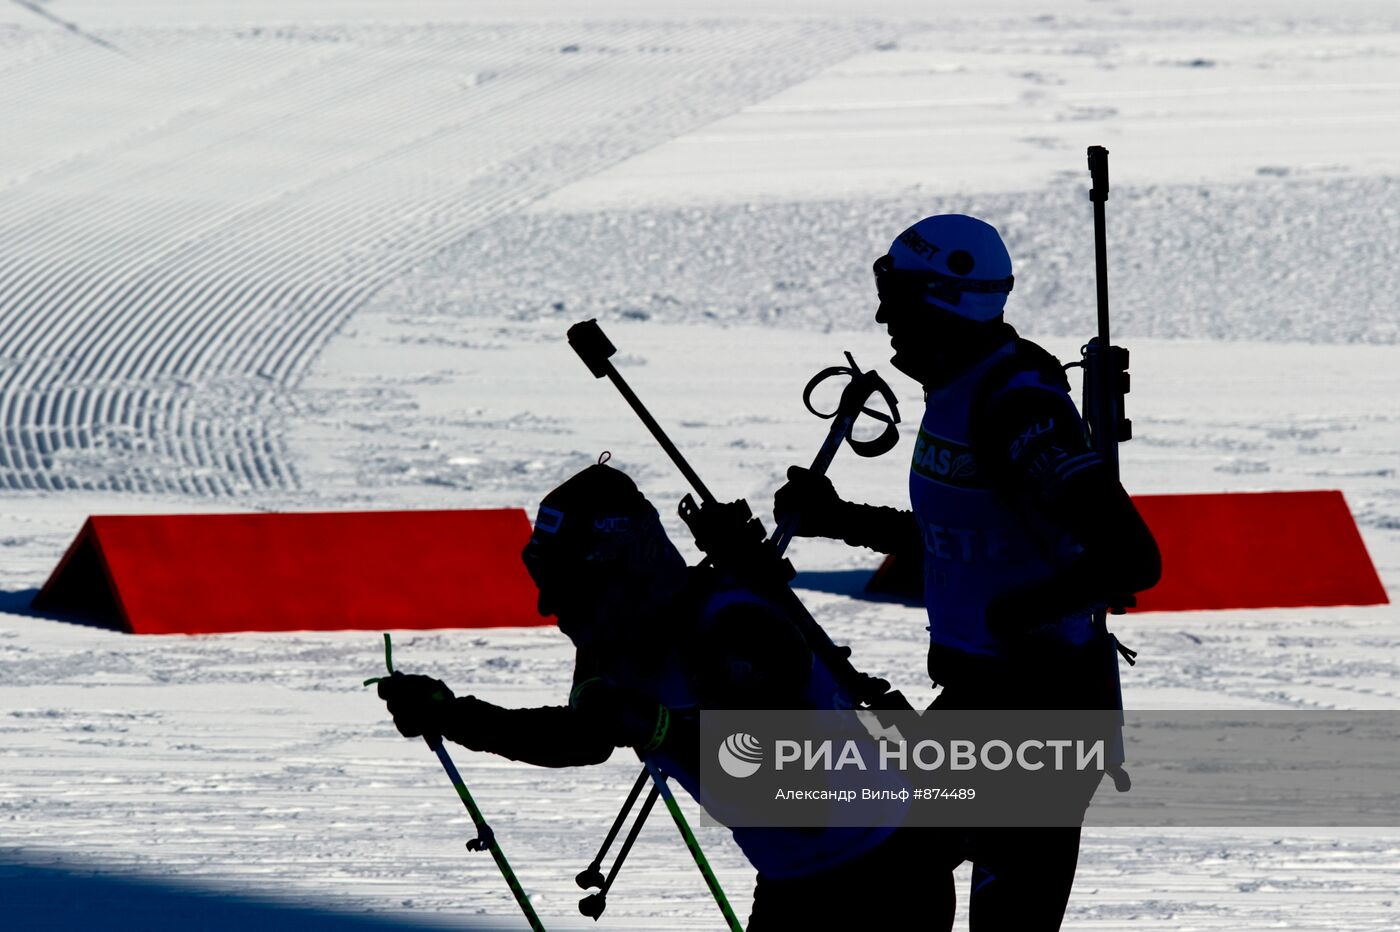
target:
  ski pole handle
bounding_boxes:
[799,353,901,460]
[771,354,900,554]
[363,634,446,748]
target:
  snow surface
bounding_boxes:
[2,2,1398,930]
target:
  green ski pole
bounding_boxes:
[642,759,744,932]
[366,634,546,931]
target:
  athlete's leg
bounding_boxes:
[965,827,1082,932]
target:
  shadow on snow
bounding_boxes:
[0,852,511,931]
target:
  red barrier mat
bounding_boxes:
[32,510,547,634]
[1131,490,1387,612]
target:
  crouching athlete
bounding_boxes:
[378,461,945,930]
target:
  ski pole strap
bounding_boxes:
[361,631,397,686]
[568,677,603,708]
[642,759,744,932]
[800,353,900,460]
[772,354,901,555]
[639,705,670,753]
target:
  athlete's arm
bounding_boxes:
[976,386,1161,630]
[439,699,617,767]
[774,466,922,555]
[377,670,615,766]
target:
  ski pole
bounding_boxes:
[575,766,651,890]
[365,634,547,931]
[577,783,661,920]
[770,351,900,556]
[643,759,744,932]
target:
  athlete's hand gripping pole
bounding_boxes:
[365,634,547,931]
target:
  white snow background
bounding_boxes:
[1,1,1399,929]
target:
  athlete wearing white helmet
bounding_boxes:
[882,213,1015,321]
[776,214,1161,930]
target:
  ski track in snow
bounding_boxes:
[0,19,887,497]
[2,6,1400,931]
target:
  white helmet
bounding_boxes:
[875,214,1014,322]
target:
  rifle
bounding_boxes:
[567,319,910,713]
[1080,145,1133,484]
[1070,145,1136,792]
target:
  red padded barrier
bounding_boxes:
[32,510,547,634]
[1130,490,1387,612]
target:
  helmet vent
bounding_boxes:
[947,250,975,275]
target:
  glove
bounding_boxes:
[377,672,458,740]
[773,466,847,539]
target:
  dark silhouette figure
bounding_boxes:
[379,463,947,930]
[775,214,1161,930]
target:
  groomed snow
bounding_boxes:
[2,2,1398,930]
